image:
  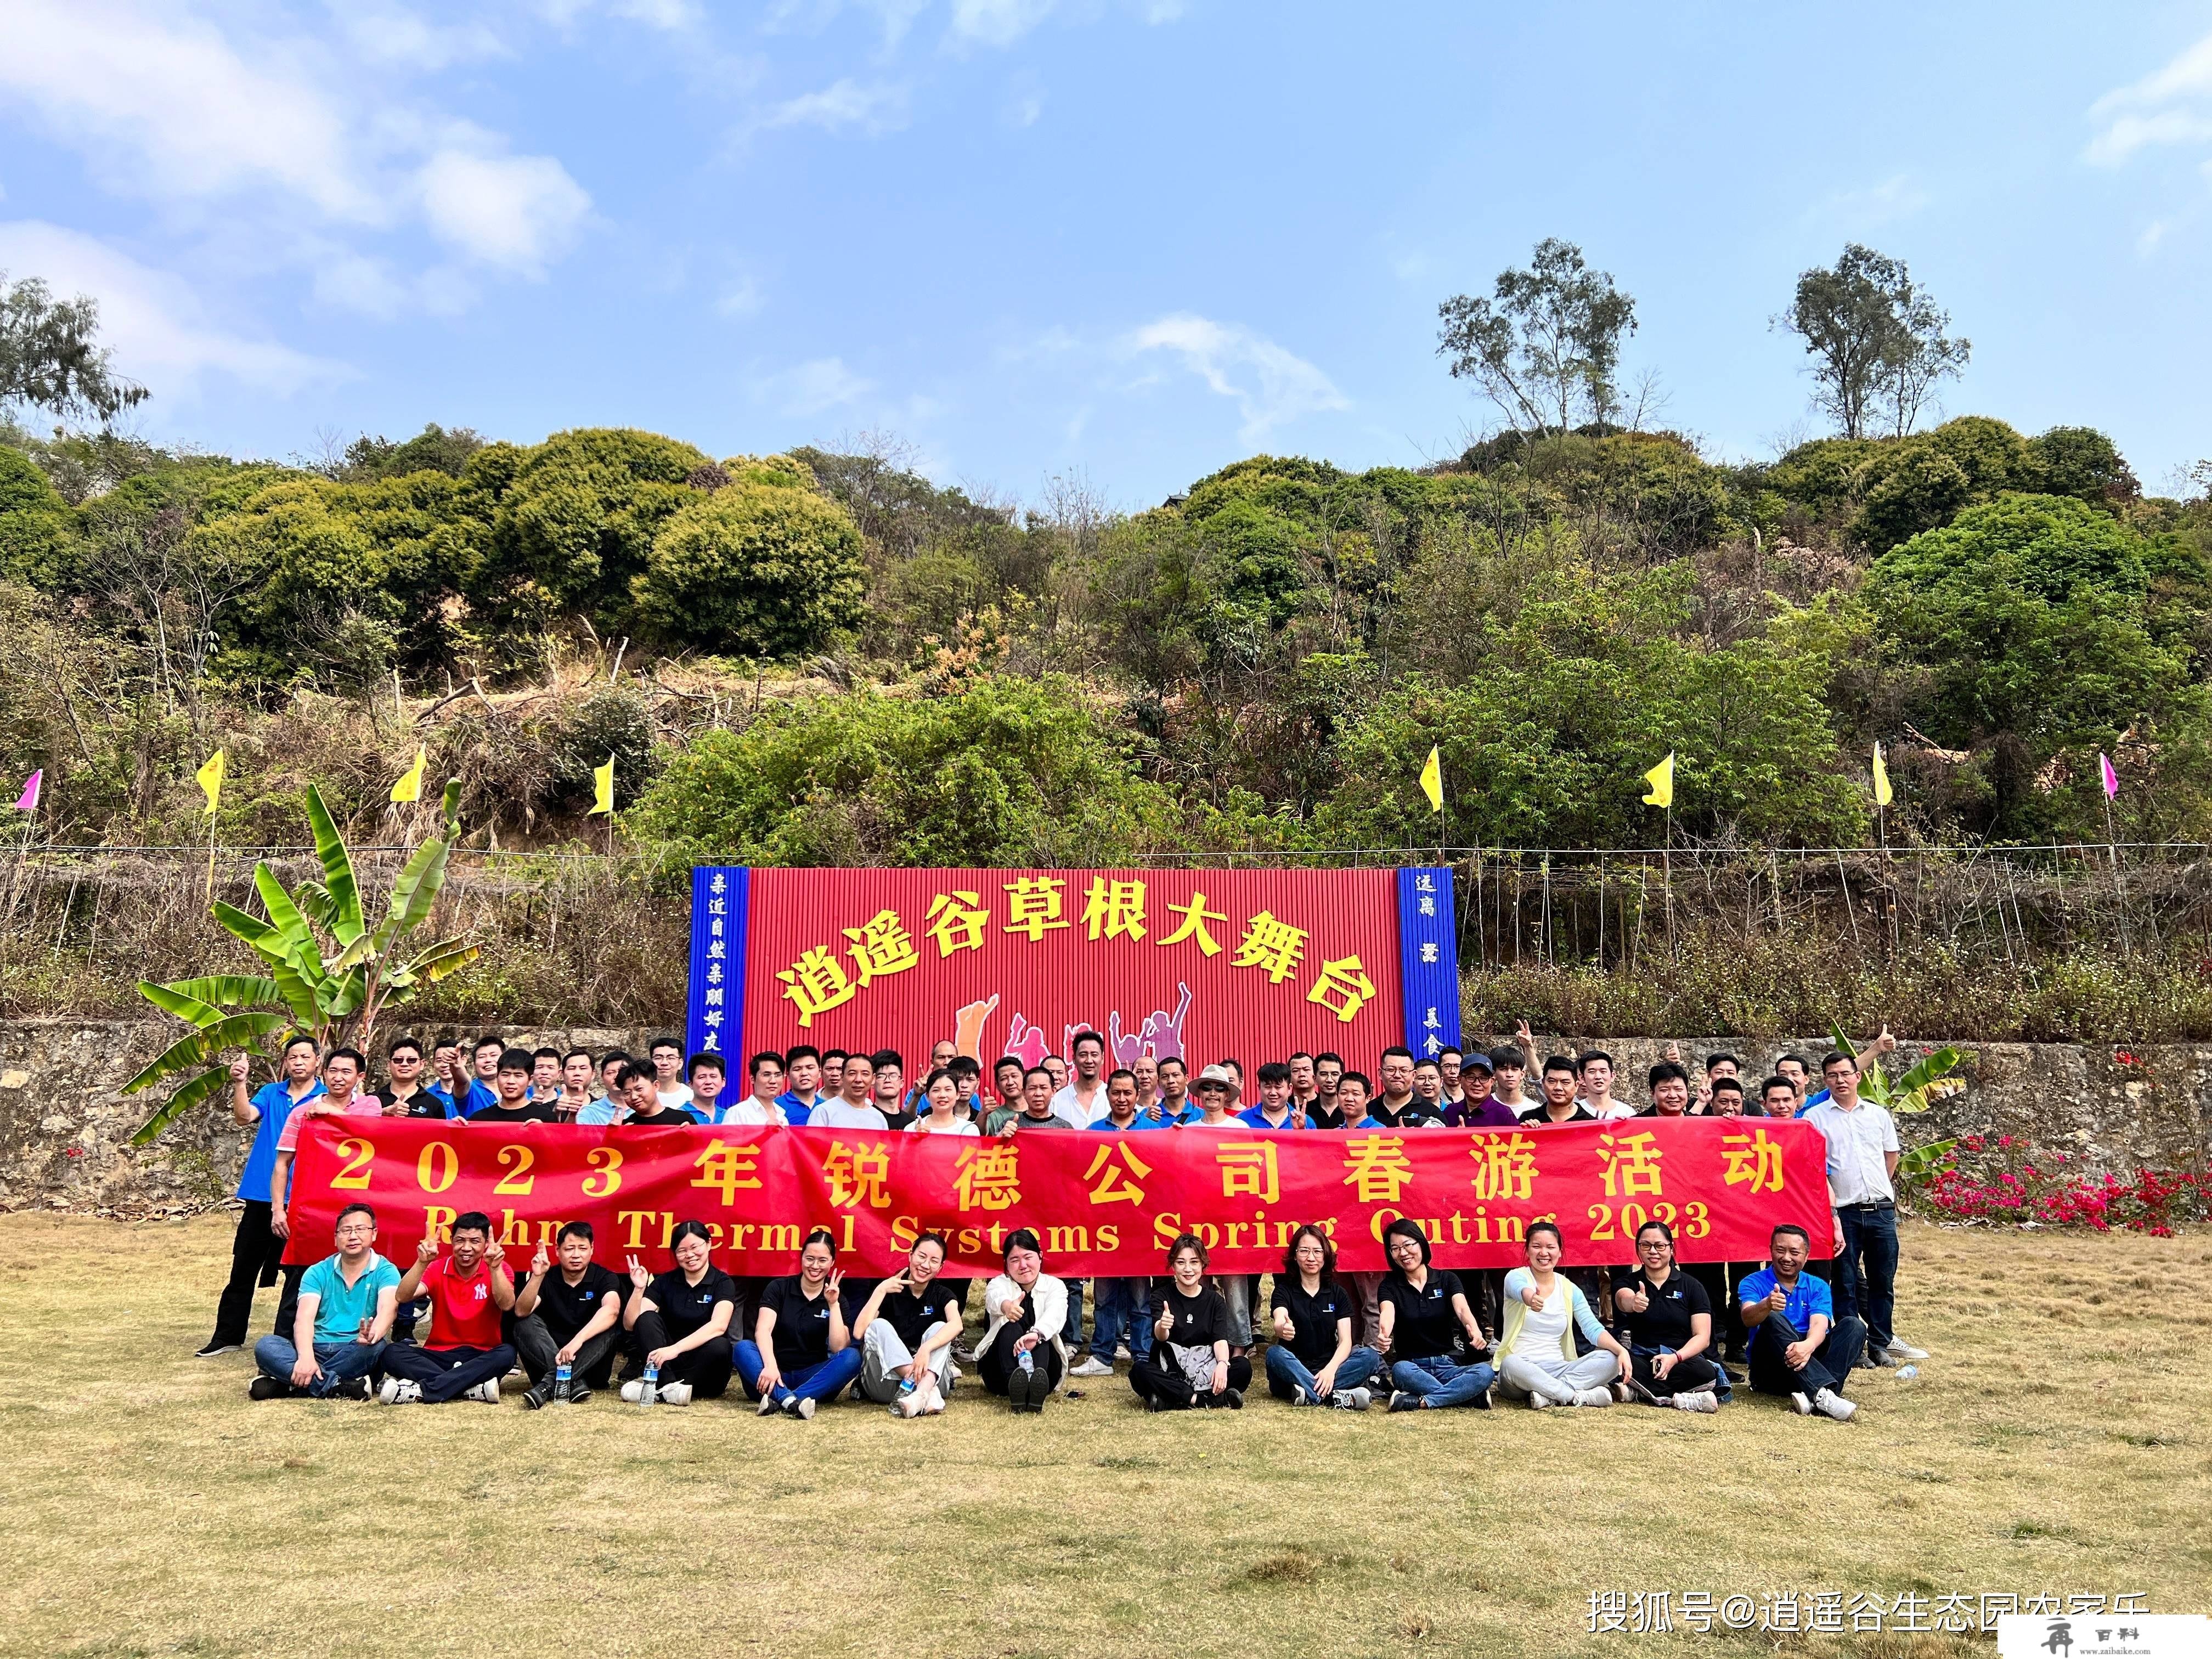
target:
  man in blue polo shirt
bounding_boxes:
[198,1037,323,1358]
[250,1202,400,1400]
[1738,1223,1864,1420]
[776,1044,829,1125]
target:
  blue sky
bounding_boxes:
[4,1,2211,507]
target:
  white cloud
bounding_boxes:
[949,0,1058,48]
[0,220,346,400]
[1003,71,1046,128]
[1124,313,1347,443]
[1805,172,1931,228]
[717,273,766,318]
[417,146,591,275]
[0,0,380,221]
[759,356,875,416]
[336,7,507,70]
[747,77,911,137]
[2087,31,2212,163]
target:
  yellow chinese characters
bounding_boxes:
[1595,1130,1664,1198]
[1003,876,1069,943]
[1469,1132,1538,1203]
[1080,876,1148,942]
[1084,1141,1152,1206]
[690,1141,763,1205]
[776,944,857,1027]
[923,890,991,956]
[843,909,920,987]
[1340,1135,1415,1204]
[1216,1140,1280,1205]
[1231,910,1308,984]
[822,1141,891,1210]
[1720,1127,1786,1195]
[1306,954,1375,1023]
[952,1143,1023,1211]
[1157,890,1227,956]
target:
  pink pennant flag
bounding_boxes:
[2100,753,2119,800]
[12,770,38,812]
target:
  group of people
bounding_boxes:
[206,1022,1926,1425]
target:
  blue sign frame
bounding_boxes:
[685,865,749,1063]
[1396,865,1463,1058]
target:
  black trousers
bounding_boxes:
[1748,1313,1866,1398]
[382,1342,517,1403]
[1128,1348,1252,1409]
[1630,1347,1723,1397]
[210,1201,287,1346]
[514,1314,620,1390]
[977,1322,1064,1397]
[633,1312,734,1398]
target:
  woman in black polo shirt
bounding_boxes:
[620,1219,736,1406]
[1264,1223,1378,1409]
[1376,1217,1494,1412]
[737,1227,865,1419]
[1612,1219,1724,1412]
[1130,1234,1251,1410]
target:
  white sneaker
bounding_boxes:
[1672,1390,1720,1414]
[1346,1386,1372,1411]
[756,1393,780,1417]
[377,1376,422,1405]
[1812,1387,1857,1421]
[1527,1391,1551,1409]
[1790,1390,1814,1415]
[1114,1344,1131,1362]
[1883,1340,1929,1361]
[658,1382,692,1407]
[1572,1387,1613,1408]
[1069,1357,1114,1378]
[620,1379,652,1405]
[793,1396,816,1420]
[465,1378,500,1404]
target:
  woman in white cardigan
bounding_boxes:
[974,1228,1068,1412]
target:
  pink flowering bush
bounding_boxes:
[1914,1133,2209,1236]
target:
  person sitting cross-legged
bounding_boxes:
[1128,1234,1251,1412]
[1265,1223,1379,1410]
[1376,1218,1494,1412]
[852,1233,964,1417]
[1495,1222,1632,1409]
[1612,1220,1724,1413]
[737,1228,864,1419]
[513,1221,623,1407]
[1739,1223,1865,1421]
[380,1211,517,1404]
[250,1202,398,1400]
[620,1220,738,1407]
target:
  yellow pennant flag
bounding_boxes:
[590,754,615,816]
[1418,744,1443,813]
[1872,741,1893,807]
[390,744,426,805]
[1641,751,1675,809]
[195,749,226,816]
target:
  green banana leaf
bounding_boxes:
[252,863,320,977]
[120,1012,289,1094]
[128,1065,234,1148]
[137,980,229,1030]
[163,975,284,1011]
[304,785,364,943]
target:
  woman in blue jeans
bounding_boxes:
[737,1228,864,1419]
[1265,1223,1379,1409]
[1375,1218,1495,1412]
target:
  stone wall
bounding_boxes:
[1,1019,2204,1213]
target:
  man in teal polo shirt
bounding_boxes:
[250,1203,400,1400]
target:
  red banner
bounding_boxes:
[733,866,1410,1076]
[285,1116,1829,1277]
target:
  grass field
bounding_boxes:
[3,1213,2206,1659]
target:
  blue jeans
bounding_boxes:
[1389,1352,1497,1408]
[253,1334,387,1396]
[1265,1343,1380,1403]
[1064,1279,1084,1358]
[1832,1204,1898,1355]
[1088,1277,1153,1363]
[735,1341,863,1405]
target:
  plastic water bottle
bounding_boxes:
[1895,1364,1919,1380]
[639,1359,659,1408]
[553,1360,572,1403]
[1017,1348,1035,1377]
[896,1374,918,1397]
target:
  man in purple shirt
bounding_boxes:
[1442,1052,1521,1128]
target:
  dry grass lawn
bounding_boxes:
[2,1213,2206,1659]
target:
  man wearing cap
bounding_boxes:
[1443,1052,1520,1128]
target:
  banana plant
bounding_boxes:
[1826,1022,1967,1115]
[126,779,481,1144]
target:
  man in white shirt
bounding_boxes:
[718,1053,789,1126]
[1805,1049,1928,1367]
[811,1051,890,1131]
[1053,1029,1109,1125]
[648,1036,693,1113]
[1576,1051,1633,1119]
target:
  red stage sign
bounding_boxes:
[285,1116,1828,1278]
[695,866,1446,1079]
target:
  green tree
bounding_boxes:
[630,480,866,657]
[1776,244,1969,439]
[1437,239,1638,435]
[626,675,1172,867]
[0,443,75,587]
[1,272,148,424]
